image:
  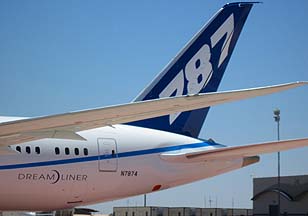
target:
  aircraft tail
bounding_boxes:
[128,2,256,138]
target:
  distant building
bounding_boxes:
[253,175,308,215]
[0,210,99,216]
[113,207,252,216]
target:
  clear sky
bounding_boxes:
[0,0,308,213]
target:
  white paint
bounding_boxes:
[185,44,212,95]
[210,13,234,68]
[158,70,184,124]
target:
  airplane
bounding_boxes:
[0,1,307,213]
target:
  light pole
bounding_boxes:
[273,108,280,216]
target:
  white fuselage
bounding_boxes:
[0,123,244,211]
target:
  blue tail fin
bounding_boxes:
[128,2,255,138]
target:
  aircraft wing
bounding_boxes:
[0,81,307,147]
[160,138,308,163]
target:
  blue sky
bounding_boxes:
[0,0,308,213]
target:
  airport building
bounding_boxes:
[253,175,308,215]
[113,207,252,216]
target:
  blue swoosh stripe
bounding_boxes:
[0,141,223,170]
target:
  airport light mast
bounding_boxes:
[273,108,281,216]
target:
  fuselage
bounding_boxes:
[0,119,245,211]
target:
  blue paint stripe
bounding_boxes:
[0,142,223,170]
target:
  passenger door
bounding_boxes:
[97,138,118,172]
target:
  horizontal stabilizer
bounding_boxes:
[0,81,306,146]
[160,138,308,163]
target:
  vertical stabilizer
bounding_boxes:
[128,3,255,137]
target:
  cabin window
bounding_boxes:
[16,146,21,153]
[112,150,116,157]
[84,148,88,156]
[55,147,60,155]
[35,146,40,154]
[26,146,31,154]
[65,147,70,155]
[74,148,79,155]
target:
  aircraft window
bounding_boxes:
[55,147,60,155]
[26,146,31,154]
[35,146,40,154]
[65,147,70,155]
[74,148,79,155]
[84,148,88,156]
[16,146,21,153]
[112,150,115,157]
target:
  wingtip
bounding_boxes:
[295,81,308,85]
